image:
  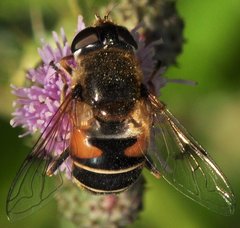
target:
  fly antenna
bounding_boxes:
[105,2,120,20]
[94,2,119,25]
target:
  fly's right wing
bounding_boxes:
[145,93,236,215]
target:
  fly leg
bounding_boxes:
[145,155,161,179]
[49,55,74,103]
[46,149,70,176]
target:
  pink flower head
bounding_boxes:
[10,16,172,175]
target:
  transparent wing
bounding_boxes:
[146,94,236,215]
[6,94,73,221]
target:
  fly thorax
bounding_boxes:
[82,49,141,121]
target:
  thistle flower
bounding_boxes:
[10,17,86,175]
[57,176,145,228]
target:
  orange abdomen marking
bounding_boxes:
[124,134,148,157]
[70,129,102,159]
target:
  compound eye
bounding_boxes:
[71,27,99,53]
[116,26,138,49]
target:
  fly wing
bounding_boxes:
[146,94,235,215]
[6,94,73,221]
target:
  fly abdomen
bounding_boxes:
[72,163,143,193]
[71,137,145,193]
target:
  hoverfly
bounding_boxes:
[6,15,235,221]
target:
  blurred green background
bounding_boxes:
[0,0,239,227]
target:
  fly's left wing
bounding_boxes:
[145,93,236,215]
[6,93,73,221]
